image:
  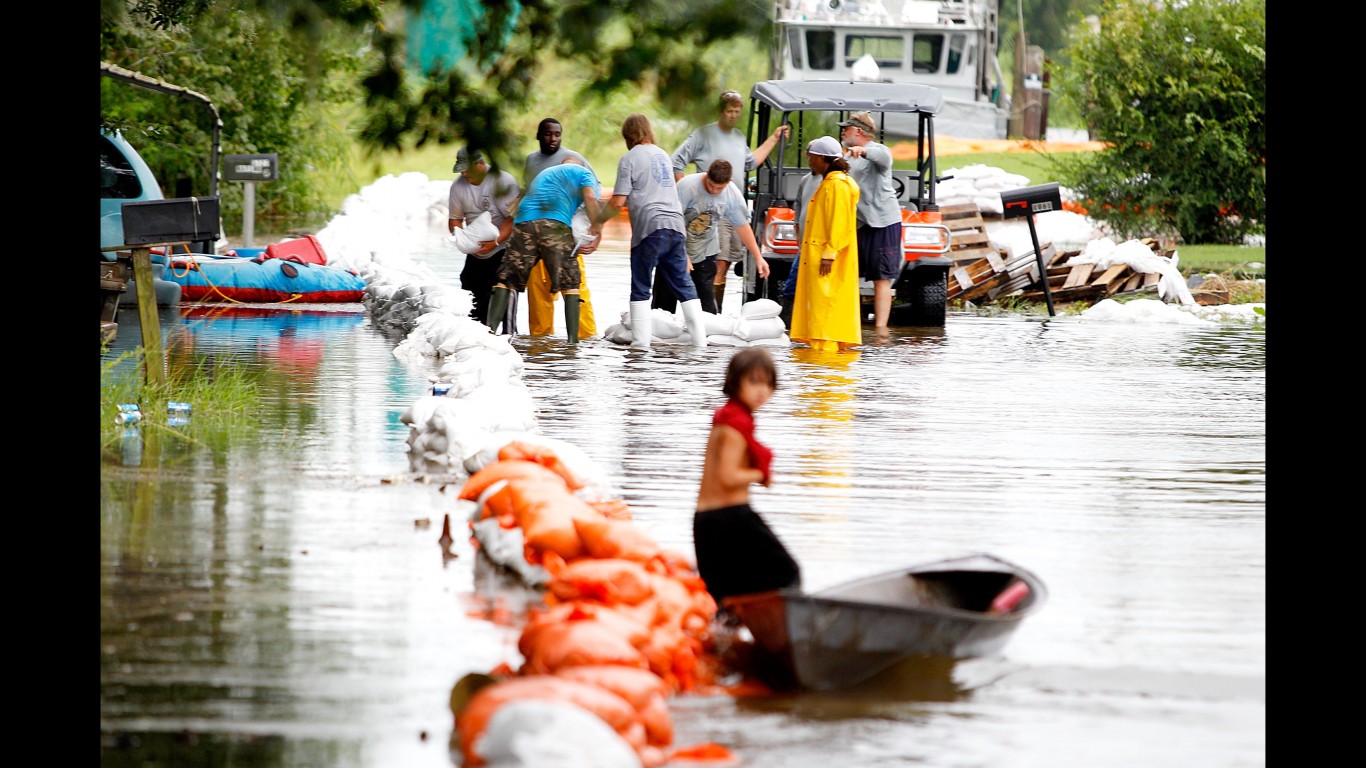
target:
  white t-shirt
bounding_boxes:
[448,170,520,258]
[676,173,750,263]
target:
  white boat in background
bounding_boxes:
[769,0,1010,139]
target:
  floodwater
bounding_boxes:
[100,234,1265,767]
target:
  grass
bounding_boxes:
[100,347,263,459]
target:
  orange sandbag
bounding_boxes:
[668,741,740,764]
[524,601,653,649]
[589,498,633,520]
[518,604,653,675]
[511,485,603,564]
[547,557,655,606]
[574,516,662,562]
[498,440,583,490]
[460,459,567,502]
[554,664,675,746]
[455,674,645,765]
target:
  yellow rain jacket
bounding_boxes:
[526,255,597,337]
[790,170,861,351]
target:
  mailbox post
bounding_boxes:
[223,153,278,247]
[1000,182,1063,316]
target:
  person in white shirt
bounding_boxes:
[672,89,789,310]
[653,159,769,314]
[448,147,519,325]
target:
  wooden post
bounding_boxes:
[130,246,166,386]
[1008,28,1026,138]
[1022,45,1046,140]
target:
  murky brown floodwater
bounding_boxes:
[101,233,1265,768]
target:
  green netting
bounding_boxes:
[406,0,521,75]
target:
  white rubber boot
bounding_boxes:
[629,300,652,349]
[680,298,708,348]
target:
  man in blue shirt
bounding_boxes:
[485,158,602,343]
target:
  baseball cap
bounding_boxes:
[806,136,844,158]
[838,111,877,134]
[453,147,484,173]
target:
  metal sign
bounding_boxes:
[223,153,279,182]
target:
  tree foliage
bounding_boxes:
[1052,0,1265,244]
[100,1,368,230]
[102,0,772,226]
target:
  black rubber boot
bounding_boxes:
[485,286,511,334]
[712,283,726,312]
[779,295,794,328]
[563,294,581,344]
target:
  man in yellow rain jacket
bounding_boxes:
[789,136,861,352]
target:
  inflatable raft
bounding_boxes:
[165,252,366,303]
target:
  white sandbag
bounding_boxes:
[703,312,739,337]
[474,699,641,768]
[448,211,500,253]
[649,308,684,339]
[750,333,792,347]
[735,316,787,341]
[706,335,751,347]
[740,298,782,320]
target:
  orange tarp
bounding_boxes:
[891,136,1108,160]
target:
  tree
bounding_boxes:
[1052,0,1265,244]
[104,1,771,170]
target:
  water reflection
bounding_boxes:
[100,237,1264,768]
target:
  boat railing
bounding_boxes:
[774,0,984,26]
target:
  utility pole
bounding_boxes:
[1008,0,1026,138]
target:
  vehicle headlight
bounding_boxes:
[903,226,942,247]
[770,222,797,242]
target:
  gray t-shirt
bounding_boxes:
[448,170,520,259]
[523,147,595,185]
[612,144,685,246]
[676,173,750,263]
[845,141,902,228]
[792,172,818,238]
[671,123,756,196]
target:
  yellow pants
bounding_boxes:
[527,254,597,337]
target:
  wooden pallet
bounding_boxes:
[940,202,1002,267]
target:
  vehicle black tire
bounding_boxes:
[894,267,947,326]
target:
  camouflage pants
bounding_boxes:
[497,219,581,293]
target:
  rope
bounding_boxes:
[169,251,305,306]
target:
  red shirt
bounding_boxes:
[713,398,773,485]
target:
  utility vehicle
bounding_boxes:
[739,78,953,326]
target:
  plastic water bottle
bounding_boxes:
[115,404,141,425]
[120,426,142,466]
[432,381,452,396]
[167,401,191,427]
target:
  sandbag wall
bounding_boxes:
[452,440,738,767]
[308,173,746,764]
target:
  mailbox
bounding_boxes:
[1000,182,1062,220]
[122,196,221,245]
[223,153,279,182]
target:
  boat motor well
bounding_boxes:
[741,79,954,326]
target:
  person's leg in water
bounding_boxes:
[655,231,707,346]
[779,252,801,327]
[691,255,718,314]
[461,251,503,325]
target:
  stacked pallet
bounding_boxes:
[941,202,1070,304]
[1017,238,1174,304]
[940,202,1182,307]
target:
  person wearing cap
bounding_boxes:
[449,147,520,325]
[486,157,603,343]
[522,117,599,338]
[839,110,903,335]
[789,136,861,353]
[590,113,708,348]
[671,89,791,312]
[651,159,771,315]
